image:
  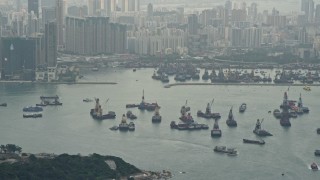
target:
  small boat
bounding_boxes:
[317,128,320,134]
[314,150,320,156]
[23,106,43,112]
[213,146,237,156]
[119,114,129,131]
[23,113,42,118]
[126,111,137,120]
[133,68,136,72]
[243,139,265,145]
[83,98,93,102]
[36,102,47,107]
[152,107,162,123]
[273,109,282,118]
[303,86,311,91]
[128,122,135,131]
[211,119,222,137]
[311,162,318,170]
[109,126,119,131]
[91,67,99,71]
[0,103,7,107]
[239,103,246,113]
[226,107,237,127]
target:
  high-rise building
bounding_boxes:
[301,0,314,22]
[45,22,57,67]
[121,0,129,12]
[42,7,56,29]
[315,4,320,23]
[104,0,117,16]
[188,14,198,35]
[147,3,153,17]
[28,0,39,17]
[56,0,64,49]
[16,0,21,12]
[88,0,102,16]
[41,0,55,7]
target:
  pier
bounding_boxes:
[164,83,320,88]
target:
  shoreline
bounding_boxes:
[0,81,118,85]
[164,83,320,88]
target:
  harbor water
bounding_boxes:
[0,68,319,180]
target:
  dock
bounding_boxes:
[164,83,320,88]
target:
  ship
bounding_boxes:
[40,95,62,106]
[170,121,209,131]
[211,119,222,137]
[119,114,129,131]
[317,128,320,134]
[253,119,272,136]
[90,98,116,120]
[152,106,162,123]
[179,101,193,124]
[128,122,135,131]
[297,93,309,113]
[213,146,237,156]
[273,109,282,118]
[23,113,42,118]
[138,90,159,111]
[311,162,319,170]
[226,107,237,127]
[126,111,137,120]
[197,99,221,119]
[280,92,291,127]
[202,69,209,80]
[243,139,265,145]
[239,103,246,113]
[314,150,320,156]
[0,103,7,107]
[23,106,43,112]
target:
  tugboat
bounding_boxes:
[152,106,162,123]
[128,122,135,131]
[253,119,272,136]
[226,107,237,127]
[119,114,129,131]
[239,103,246,113]
[126,111,137,120]
[317,128,320,134]
[280,92,291,127]
[211,119,222,137]
[311,162,319,170]
[314,150,320,156]
[138,90,159,111]
[243,139,265,145]
[197,99,221,119]
[90,98,116,120]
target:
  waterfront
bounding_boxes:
[0,68,320,180]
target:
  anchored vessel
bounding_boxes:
[197,99,221,119]
[119,114,129,131]
[126,111,137,120]
[243,139,265,145]
[39,95,62,106]
[211,119,222,137]
[311,162,319,170]
[280,92,291,127]
[239,103,246,113]
[90,98,116,120]
[0,103,7,107]
[314,150,320,156]
[23,113,42,118]
[152,106,162,123]
[138,90,159,111]
[23,106,43,112]
[213,146,237,156]
[226,107,237,127]
[253,119,272,136]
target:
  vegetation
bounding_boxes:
[0,144,22,154]
[0,153,141,179]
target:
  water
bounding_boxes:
[0,68,320,180]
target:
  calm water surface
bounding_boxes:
[0,68,319,180]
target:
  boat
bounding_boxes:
[90,98,116,120]
[317,128,320,134]
[126,111,137,120]
[0,103,7,107]
[119,114,129,131]
[211,119,222,137]
[152,71,161,80]
[213,146,237,156]
[152,107,162,123]
[243,139,265,145]
[133,68,136,72]
[273,109,282,118]
[128,122,135,131]
[202,69,209,80]
[303,86,311,91]
[297,94,310,113]
[126,104,139,108]
[109,126,119,131]
[36,102,47,107]
[253,119,272,136]
[23,113,42,118]
[23,106,43,112]
[137,90,159,111]
[40,95,62,106]
[239,103,246,113]
[280,92,291,127]
[197,99,221,119]
[311,162,319,170]
[315,150,320,156]
[170,121,178,129]
[91,67,99,71]
[83,98,93,102]
[226,107,237,127]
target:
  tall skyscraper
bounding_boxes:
[16,0,21,12]
[315,4,320,23]
[88,0,102,16]
[45,22,57,67]
[301,0,315,22]
[56,0,64,49]
[42,7,56,29]
[147,3,153,17]
[188,14,199,35]
[104,0,116,16]
[28,0,39,17]
[41,0,55,7]
[121,0,129,12]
